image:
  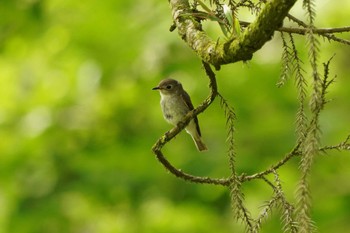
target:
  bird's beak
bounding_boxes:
[152,86,160,90]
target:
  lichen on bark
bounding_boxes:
[169,0,298,69]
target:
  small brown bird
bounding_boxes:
[152,78,208,151]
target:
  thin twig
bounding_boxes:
[320,134,350,151]
[242,134,350,183]
[286,14,350,45]
[240,20,350,34]
[242,143,301,182]
[239,20,350,45]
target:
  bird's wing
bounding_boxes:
[181,90,201,136]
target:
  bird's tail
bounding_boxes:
[192,135,208,152]
[185,121,208,152]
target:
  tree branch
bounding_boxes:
[242,143,301,182]
[151,61,231,185]
[239,21,350,45]
[242,134,350,182]
[286,14,350,45]
[240,20,350,35]
[169,0,297,69]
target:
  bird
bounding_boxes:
[152,78,208,151]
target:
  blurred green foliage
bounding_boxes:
[0,0,349,232]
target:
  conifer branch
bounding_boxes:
[242,144,301,182]
[230,177,254,232]
[296,1,321,232]
[239,20,350,35]
[243,134,350,183]
[320,134,350,151]
[252,174,298,233]
[239,20,350,45]
[289,33,308,144]
[272,171,298,233]
[285,14,350,45]
[218,93,237,174]
[254,195,279,232]
[282,26,350,34]
[320,55,336,108]
[277,32,292,87]
[218,89,253,230]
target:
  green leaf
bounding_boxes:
[233,16,241,37]
[223,4,233,27]
[197,0,212,13]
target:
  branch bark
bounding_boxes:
[169,0,298,69]
[238,20,350,46]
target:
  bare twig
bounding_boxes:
[286,14,350,45]
[242,143,301,182]
[239,20,350,45]
[241,134,350,183]
[320,134,350,151]
[240,20,350,34]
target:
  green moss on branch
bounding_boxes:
[169,0,297,69]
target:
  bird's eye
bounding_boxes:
[166,85,172,89]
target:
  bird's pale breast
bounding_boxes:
[160,94,189,125]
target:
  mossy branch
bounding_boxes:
[238,20,350,45]
[169,0,297,69]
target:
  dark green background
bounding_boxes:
[0,0,349,232]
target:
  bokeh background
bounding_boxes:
[0,0,349,232]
